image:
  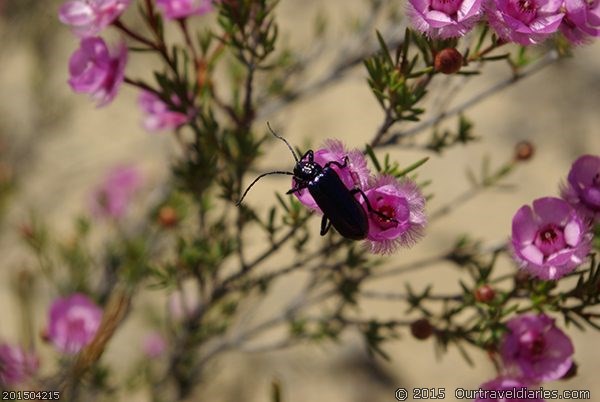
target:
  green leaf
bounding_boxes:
[474,25,489,54]
[364,144,382,172]
[275,192,290,213]
[375,30,394,67]
[395,157,429,177]
[454,340,474,366]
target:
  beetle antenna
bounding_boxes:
[266,121,299,163]
[236,171,295,206]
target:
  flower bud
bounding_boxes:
[158,206,178,228]
[475,285,495,303]
[434,48,463,75]
[410,318,434,340]
[514,141,534,161]
[40,327,50,343]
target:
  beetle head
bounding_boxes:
[294,160,322,183]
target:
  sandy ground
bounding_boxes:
[1,0,599,401]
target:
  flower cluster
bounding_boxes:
[0,343,39,388]
[407,0,600,45]
[46,293,103,354]
[475,313,574,401]
[59,0,131,38]
[59,0,213,109]
[68,37,128,107]
[59,0,130,107]
[473,157,597,400]
[91,164,143,220]
[500,314,574,382]
[407,0,484,39]
[138,91,192,132]
[486,0,564,45]
[292,140,427,255]
[510,154,597,281]
[510,197,590,280]
[155,0,213,20]
[0,294,102,383]
[561,154,600,224]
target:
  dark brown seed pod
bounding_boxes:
[434,48,463,75]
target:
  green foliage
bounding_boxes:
[364,29,429,123]
[428,115,477,153]
[9,0,588,400]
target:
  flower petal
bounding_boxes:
[520,244,544,265]
[563,219,582,246]
[532,197,572,226]
[512,205,537,244]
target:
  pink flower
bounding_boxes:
[156,0,213,20]
[560,0,600,44]
[511,197,591,280]
[47,293,103,354]
[138,91,191,132]
[142,332,167,358]
[561,154,600,224]
[500,313,574,382]
[474,377,545,401]
[68,37,127,107]
[0,343,39,387]
[486,0,564,45]
[359,174,427,254]
[59,0,131,37]
[91,165,142,220]
[293,139,371,212]
[407,0,484,38]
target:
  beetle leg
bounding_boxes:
[286,182,307,194]
[324,156,349,170]
[299,149,314,162]
[320,215,332,236]
[351,188,400,224]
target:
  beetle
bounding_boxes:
[236,124,398,240]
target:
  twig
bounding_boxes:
[242,62,256,127]
[113,18,157,50]
[337,317,414,327]
[186,287,336,389]
[240,338,300,353]
[370,109,395,147]
[369,253,447,280]
[257,26,406,120]
[223,215,315,286]
[428,186,480,222]
[378,50,560,147]
[361,290,462,301]
[123,77,161,96]
[177,18,199,65]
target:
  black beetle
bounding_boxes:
[236,124,398,240]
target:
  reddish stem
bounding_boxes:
[124,76,161,96]
[113,18,158,50]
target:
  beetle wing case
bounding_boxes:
[308,167,368,240]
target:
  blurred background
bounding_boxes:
[0,0,599,400]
